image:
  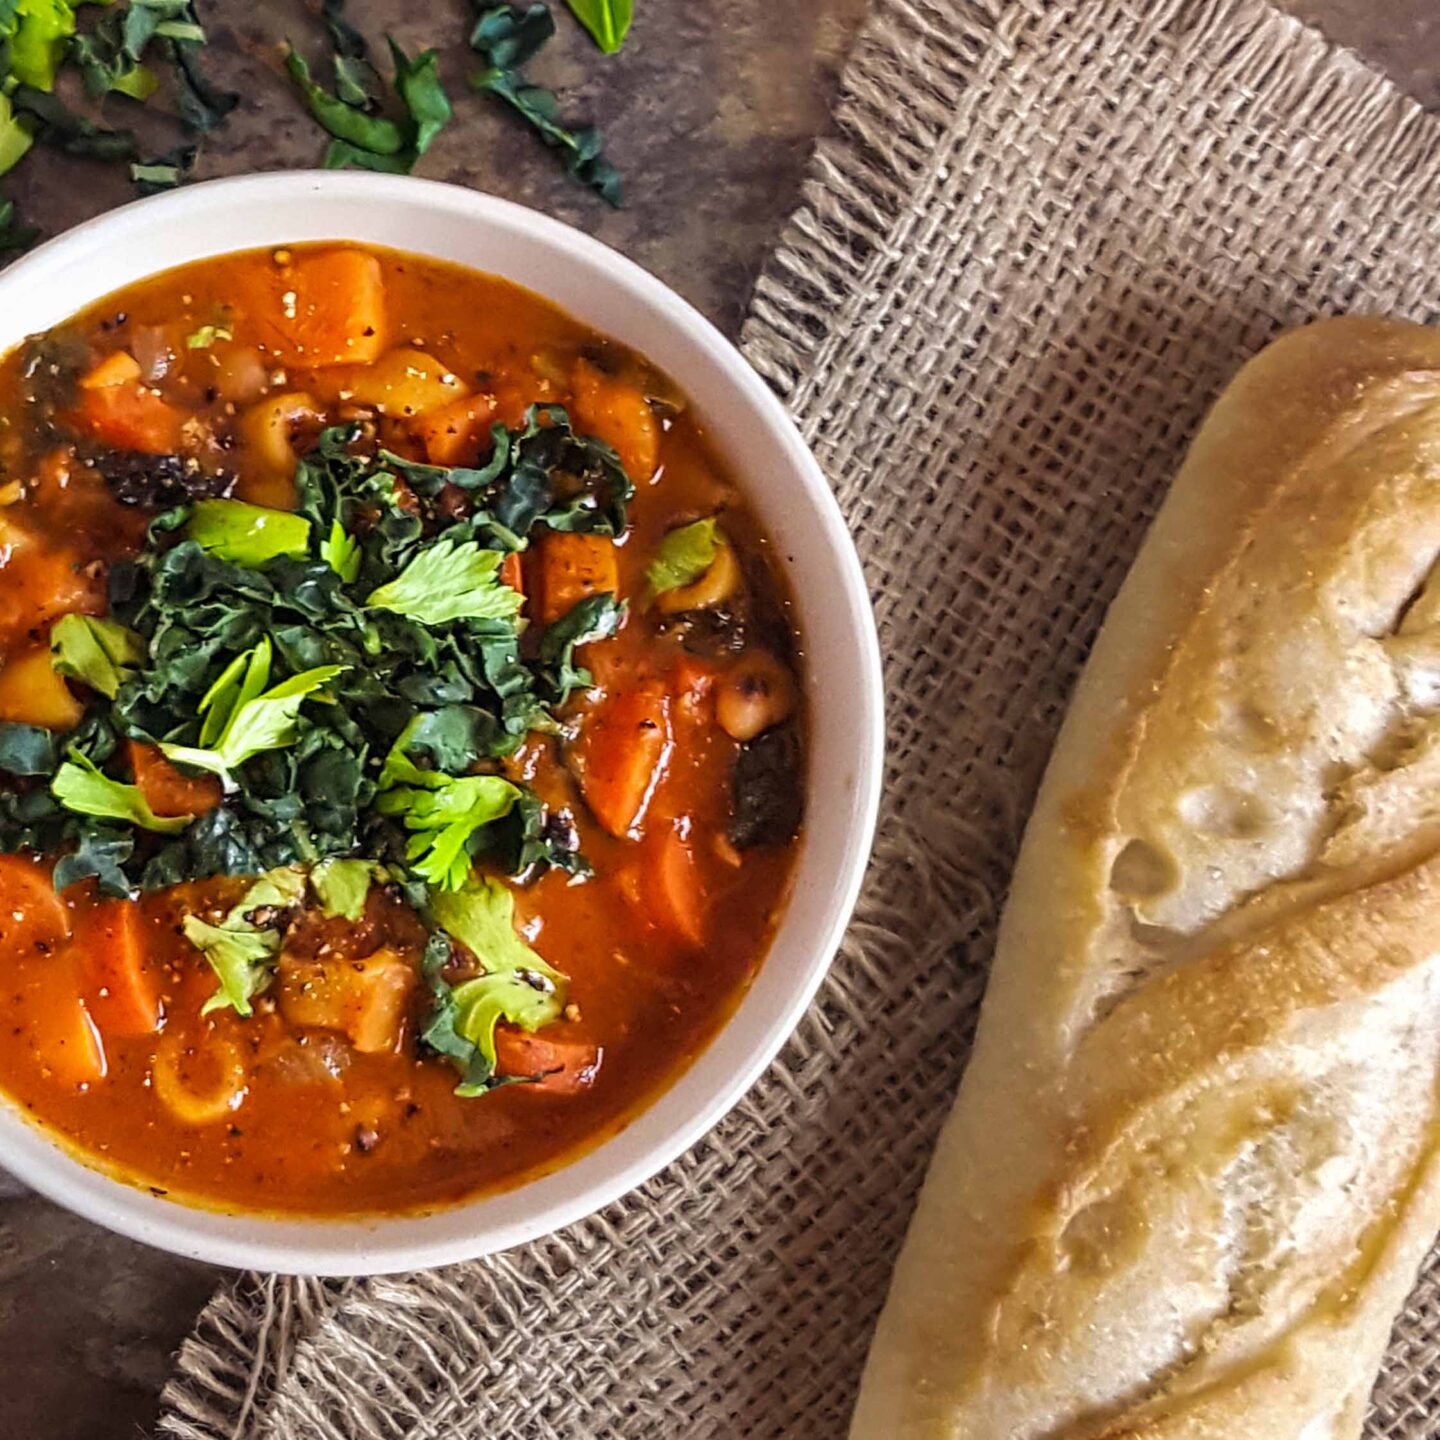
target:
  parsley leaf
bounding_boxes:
[160,638,346,779]
[184,866,307,1016]
[7,0,76,92]
[645,517,719,598]
[52,751,192,833]
[469,3,622,206]
[320,517,360,583]
[374,723,520,891]
[424,877,567,1093]
[184,498,312,569]
[51,613,146,699]
[366,538,522,627]
[0,92,34,177]
[310,856,375,920]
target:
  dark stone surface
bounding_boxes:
[0,2,1433,1436]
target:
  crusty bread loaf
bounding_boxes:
[850,316,1440,1440]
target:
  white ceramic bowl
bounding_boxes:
[0,172,883,1274]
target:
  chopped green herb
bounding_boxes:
[11,84,137,162]
[287,21,451,175]
[0,721,57,776]
[0,197,33,253]
[7,0,78,92]
[366,538,522,627]
[285,44,406,156]
[645,517,719,598]
[184,322,232,349]
[1,410,625,896]
[564,0,632,54]
[184,866,307,1016]
[310,856,375,921]
[375,719,521,891]
[52,751,192,833]
[50,613,146,699]
[536,592,623,703]
[321,517,361,583]
[183,498,312,569]
[0,92,34,177]
[319,0,381,108]
[469,3,622,205]
[424,877,567,1093]
[131,142,197,194]
[160,638,346,779]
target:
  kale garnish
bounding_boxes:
[1,409,635,897]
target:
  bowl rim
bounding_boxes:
[0,171,884,1274]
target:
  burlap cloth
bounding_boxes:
[154,0,1440,1435]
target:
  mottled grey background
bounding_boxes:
[0,1,1434,1435]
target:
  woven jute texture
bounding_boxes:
[157,0,1440,1435]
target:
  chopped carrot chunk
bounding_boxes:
[28,976,107,1088]
[576,683,672,839]
[536,531,620,624]
[75,900,160,1038]
[571,358,659,482]
[648,828,708,948]
[0,854,70,956]
[493,1026,601,1094]
[76,381,183,454]
[128,741,222,819]
[413,392,499,465]
[231,249,387,367]
[500,551,525,601]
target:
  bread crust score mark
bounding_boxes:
[850,317,1440,1440]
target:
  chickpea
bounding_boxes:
[239,390,321,475]
[716,651,798,742]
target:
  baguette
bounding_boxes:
[850,317,1440,1440]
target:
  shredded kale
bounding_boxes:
[468,2,622,206]
[0,0,237,252]
[1,409,637,897]
[287,5,452,175]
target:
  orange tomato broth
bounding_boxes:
[0,244,804,1214]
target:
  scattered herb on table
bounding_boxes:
[468,1,623,205]
[0,0,237,243]
[285,1,452,175]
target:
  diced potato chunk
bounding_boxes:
[28,974,106,1089]
[78,350,143,390]
[0,643,83,729]
[277,948,416,1055]
[332,347,469,419]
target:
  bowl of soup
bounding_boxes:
[0,172,882,1273]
